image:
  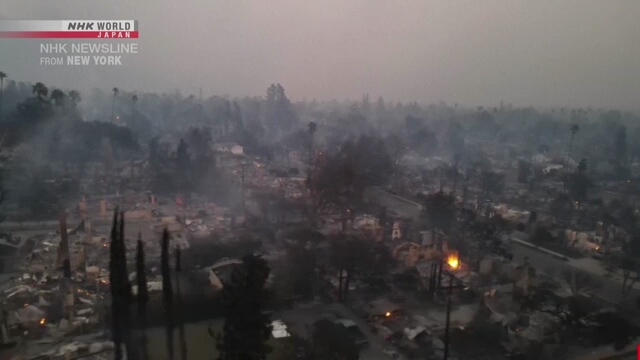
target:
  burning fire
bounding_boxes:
[385,312,391,317]
[40,318,46,325]
[446,253,460,270]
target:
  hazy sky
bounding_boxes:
[1,1,639,109]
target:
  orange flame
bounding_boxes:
[446,253,460,270]
[40,318,46,325]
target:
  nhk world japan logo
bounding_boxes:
[0,20,138,39]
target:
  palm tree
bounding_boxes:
[32,82,48,102]
[0,71,6,120]
[132,94,138,121]
[68,90,81,108]
[307,121,317,180]
[567,124,579,166]
[111,87,119,122]
[50,89,66,107]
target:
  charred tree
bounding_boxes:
[175,248,188,360]
[136,233,149,360]
[216,255,272,360]
[109,210,134,360]
[161,229,175,360]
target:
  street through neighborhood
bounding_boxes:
[508,240,640,304]
[377,190,640,305]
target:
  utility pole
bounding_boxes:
[307,145,312,183]
[0,307,8,345]
[341,208,348,233]
[337,269,344,302]
[436,255,444,291]
[241,162,246,216]
[443,271,454,360]
[286,146,290,169]
[462,175,468,206]
[338,192,350,233]
[428,262,437,295]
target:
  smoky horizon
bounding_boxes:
[0,0,639,110]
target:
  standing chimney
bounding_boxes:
[57,211,71,278]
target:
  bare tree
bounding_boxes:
[561,268,602,297]
[619,256,640,298]
[612,237,640,298]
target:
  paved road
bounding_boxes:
[366,188,422,220]
[508,240,640,304]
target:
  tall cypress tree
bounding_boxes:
[109,210,123,360]
[109,210,134,360]
[175,248,188,360]
[119,212,135,360]
[136,233,149,360]
[217,254,272,360]
[161,229,175,360]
